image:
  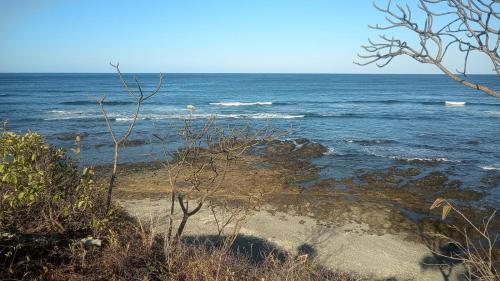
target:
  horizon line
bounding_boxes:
[0,72,496,75]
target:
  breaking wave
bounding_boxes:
[481,165,500,171]
[45,110,305,122]
[60,100,134,106]
[445,101,466,106]
[116,113,304,121]
[344,139,396,145]
[210,101,273,106]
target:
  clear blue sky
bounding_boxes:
[0,0,493,73]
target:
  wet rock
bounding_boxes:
[405,171,448,191]
[357,170,401,188]
[265,139,327,159]
[446,179,462,189]
[440,187,484,201]
[95,143,106,148]
[466,140,480,145]
[123,139,147,147]
[394,167,422,177]
[480,171,500,188]
[294,138,309,145]
[265,140,294,156]
[293,140,328,158]
[55,132,88,141]
[395,158,443,167]
[308,179,337,191]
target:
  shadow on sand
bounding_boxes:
[418,223,466,281]
[182,234,303,264]
[181,234,405,281]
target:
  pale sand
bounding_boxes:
[121,198,464,281]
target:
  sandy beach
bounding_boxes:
[101,139,499,281]
[122,198,463,280]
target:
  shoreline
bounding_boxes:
[122,198,463,281]
[99,139,498,280]
[101,139,498,235]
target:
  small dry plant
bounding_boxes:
[430,198,499,280]
[98,63,164,208]
[153,108,279,244]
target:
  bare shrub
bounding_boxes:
[98,63,164,209]
[45,221,358,281]
[153,109,281,244]
[430,198,499,280]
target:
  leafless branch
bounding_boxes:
[156,111,282,244]
[98,63,164,208]
[429,198,499,279]
[356,0,500,98]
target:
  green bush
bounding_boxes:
[0,131,101,234]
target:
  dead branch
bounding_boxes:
[98,63,164,209]
[356,0,500,98]
[156,110,281,243]
[429,198,499,279]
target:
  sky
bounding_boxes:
[0,0,494,73]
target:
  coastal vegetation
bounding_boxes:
[1,1,499,280]
[0,130,359,281]
[1,125,498,280]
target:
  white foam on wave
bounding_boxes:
[390,156,453,162]
[46,107,305,122]
[480,165,500,171]
[247,113,304,119]
[49,110,84,115]
[445,101,466,106]
[114,112,304,121]
[324,147,335,155]
[319,112,341,117]
[45,110,88,120]
[484,110,500,117]
[210,101,272,106]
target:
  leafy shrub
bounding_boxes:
[0,131,102,234]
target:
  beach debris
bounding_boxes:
[80,237,102,247]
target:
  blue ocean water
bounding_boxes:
[1,73,499,202]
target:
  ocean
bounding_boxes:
[1,73,499,204]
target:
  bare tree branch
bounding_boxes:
[356,0,500,98]
[98,63,164,209]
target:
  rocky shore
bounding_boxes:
[98,138,499,280]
